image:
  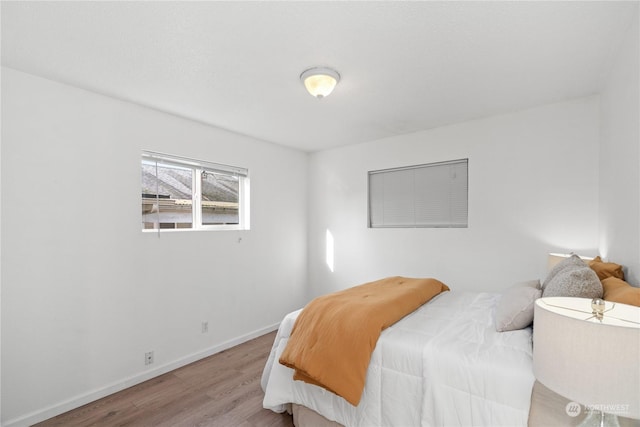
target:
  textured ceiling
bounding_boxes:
[1,1,637,152]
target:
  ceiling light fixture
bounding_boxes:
[300,67,340,99]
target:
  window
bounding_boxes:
[368,159,468,228]
[141,151,249,231]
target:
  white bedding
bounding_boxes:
[261,290,535,427]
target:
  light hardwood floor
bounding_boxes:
[35,331,293,427]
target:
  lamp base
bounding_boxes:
[578,410,621,427]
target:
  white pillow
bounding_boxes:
[495,284,541,332]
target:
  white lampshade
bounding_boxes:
[300,67,340,98]
[533,297,640,420]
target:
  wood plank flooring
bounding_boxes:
[35,331,294,427]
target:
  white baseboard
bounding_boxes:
[2,323,280,427]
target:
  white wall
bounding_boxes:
[308,97,601,296]
[599,11,640,285]
[0,67,309,426]
[0,60,3,427]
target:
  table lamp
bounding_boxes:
[533,297,640,426]
[547,253,594,272]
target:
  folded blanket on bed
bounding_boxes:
[278,276,449,406]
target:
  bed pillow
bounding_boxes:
[495,283,542,332]
[542,265,602,298]
[517,279,541,289]
[602,277,640,307]
[542,254,587,290]
[588,256,625,281]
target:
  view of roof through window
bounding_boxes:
[141,160,239,229]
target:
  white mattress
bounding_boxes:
[261,290,535,427]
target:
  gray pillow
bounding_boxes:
[495,285,542,332]
[542,254,587,290]
[542,266,603,298]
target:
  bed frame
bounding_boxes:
[291,381,638,427]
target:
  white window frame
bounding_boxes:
[368,158,468,228]
[142,151,250,232]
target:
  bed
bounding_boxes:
[261,258,640,427]
[261,288,535,427]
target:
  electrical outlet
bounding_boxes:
[201,321,209,333]
[145,351,154,365]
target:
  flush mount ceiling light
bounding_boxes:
[300,67,340,98]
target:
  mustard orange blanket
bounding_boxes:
[278,276,449,406]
